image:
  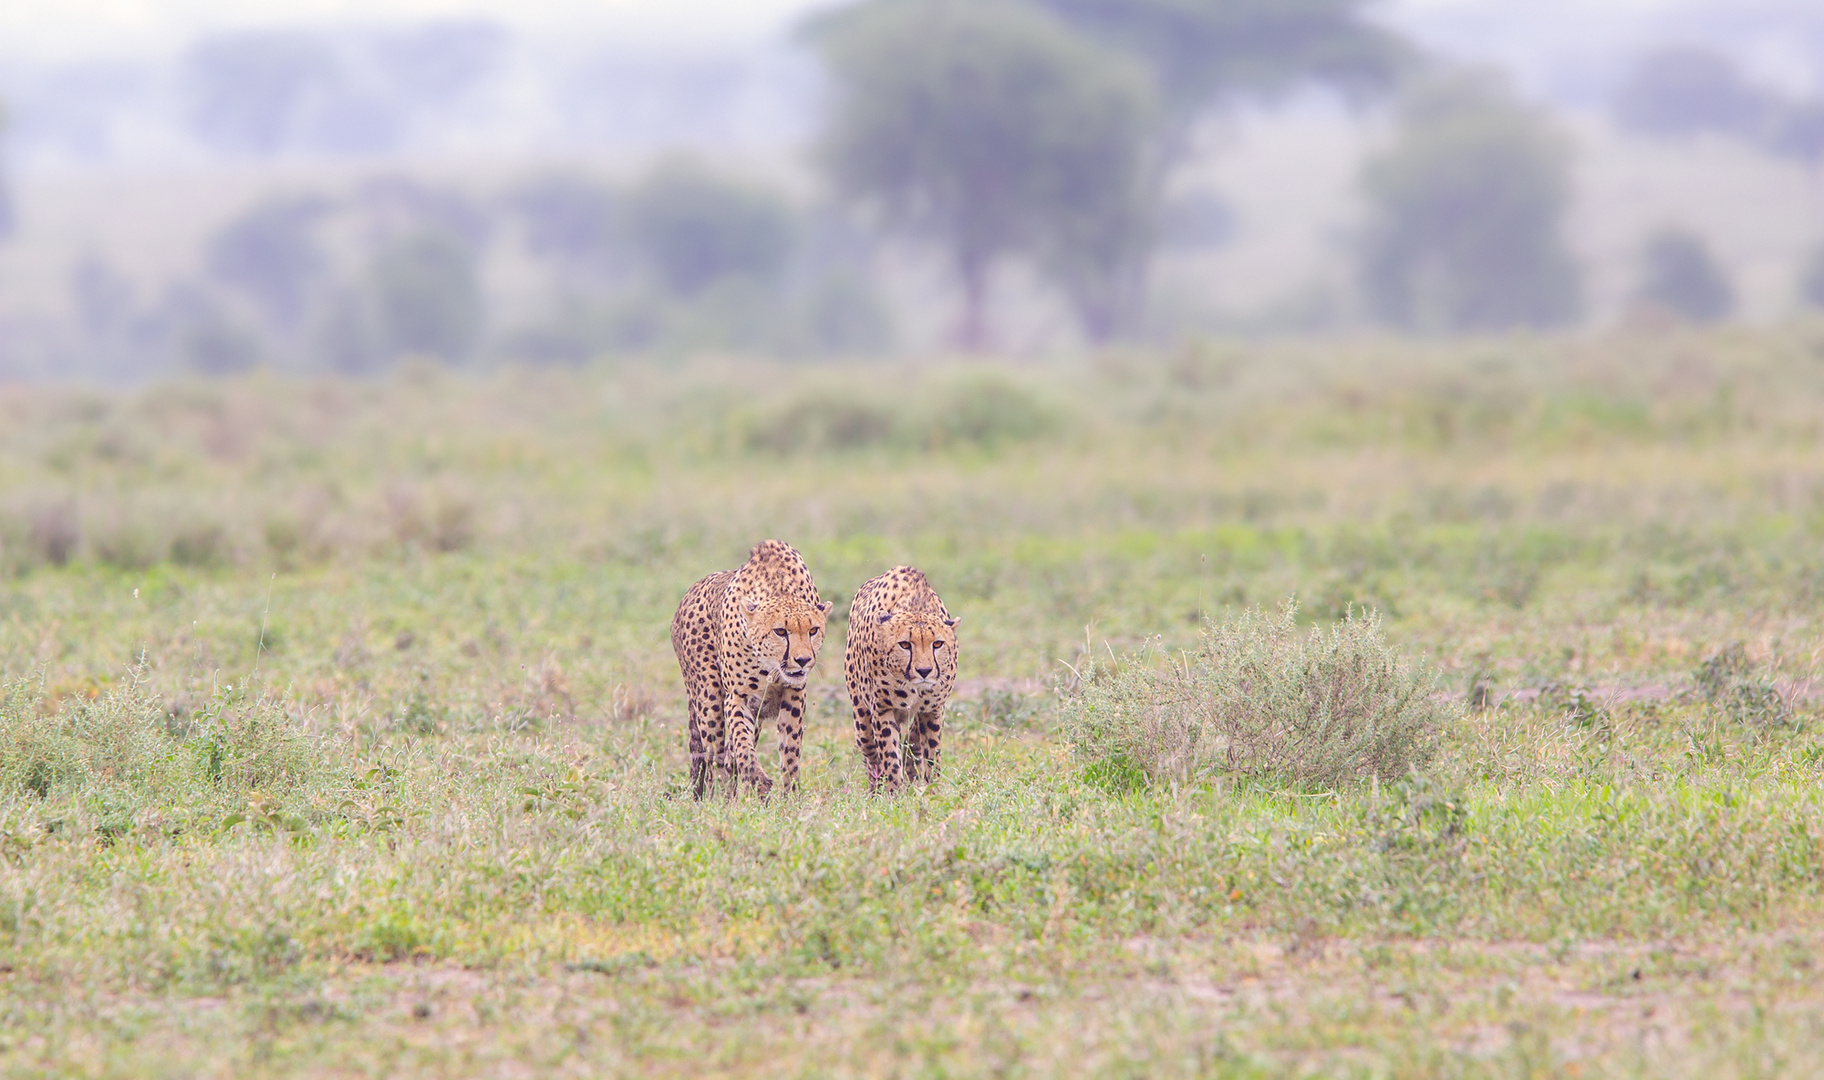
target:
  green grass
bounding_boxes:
[1,327,1823,1075]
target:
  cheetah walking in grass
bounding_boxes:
[845,566,959,794]
[671,539,833,799]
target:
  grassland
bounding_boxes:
[1,325,1824,1077]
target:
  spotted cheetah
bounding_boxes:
[671,539,833,799]
[845,566,959,794]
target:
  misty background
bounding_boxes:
[0,0,1820,379]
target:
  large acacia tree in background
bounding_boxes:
[812,0,1407,344]
[812,0,1155,348]
[1356,72,1582,333]
[1034,0,1406,335]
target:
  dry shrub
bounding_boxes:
[1062,602,1450,791]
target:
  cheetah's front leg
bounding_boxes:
[853,700,884,793]
[873,694,908,795]
[774,684,808,794]
[722,692,774,799]
[911,706,944,785]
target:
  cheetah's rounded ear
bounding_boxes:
[818,600,834,614]
[744,601,759,614]
[944,616,960,628]
[877,611,895,625]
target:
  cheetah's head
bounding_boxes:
[743,597,835,687]
[875,609,960,689]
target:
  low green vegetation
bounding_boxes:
[0,326,1822,1075]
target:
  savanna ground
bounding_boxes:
[3,327,1824,1077]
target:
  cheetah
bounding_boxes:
[671,539,833,799]
[845,566,959,794]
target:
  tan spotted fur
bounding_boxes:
[671,539,832,799]
[844,566,959,794]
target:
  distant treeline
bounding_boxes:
[9,1,1824,377]
[67,162,891,379]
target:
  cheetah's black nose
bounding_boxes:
[793,655,812,668]
[915,666,933,678]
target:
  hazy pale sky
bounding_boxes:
[0,0,839,55]
[0,0,1680,46]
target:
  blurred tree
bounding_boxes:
[800,275,894,354]
[183,31,340,155]
[1614,47,1824,167]
[352,177,491,246]
[205,196,332,329]
[1037,0,1405,137]
[814,0,1406,343]
[512,173,622,277]
[1635,229,1733,323]
[1614,48,1773,141]
[1766,102,1824,167]
[1033,0,1408,337]
[1157,189,1235,251]
[69,253,139,379]
[812,0,1155,347]
[377,20,508,107]
[0,99,13,240]
[299,90,405,156]
[316,287,381,374]
[180,308,262,375]
[70,254,135,337]
[156,287,261,375]
[367,229,483,361]
[622,159,794,297]
[1356,72,1582,333]
[1801,245,1824,311]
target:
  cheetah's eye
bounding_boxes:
[773,628,788,637]
[809,627,820,636]
[933,641,945,649]
[898,641,912,650]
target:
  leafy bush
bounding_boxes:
[1062,602,1449,790]
[1635,228,1734,323]
[929,374,1059,448]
